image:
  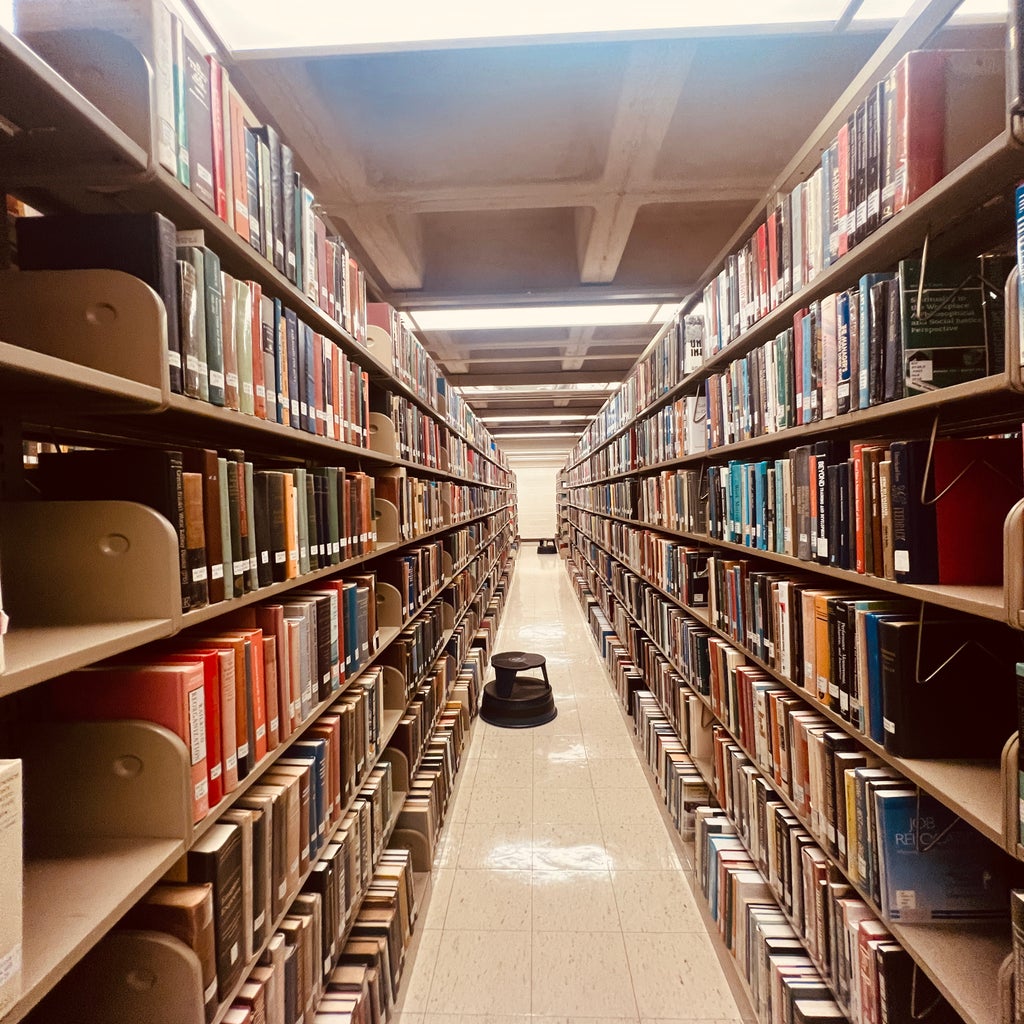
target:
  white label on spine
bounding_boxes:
[187,688,206,763]
[225,753,237,771]
[256,384,266,399]
[169,350,182,368]
[894,550,910,573]
[210,763,222,780]
[248,557,257,572]
[883,717,895,734]
[209,370,225,390]
[186,355,201,372]
[233,560,248,575]
[192,566,208,583]
[275,551,286,564]
[256,724,266,741]
[261,551,270,564]
[226,372,239,390]
[195,778,207,800]
[238,742,249,758]
[211,563,224,580]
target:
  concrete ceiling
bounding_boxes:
[231,20,997,449]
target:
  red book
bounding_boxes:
[227,86,251,241]
[893,50,945,215]
[189,634,253,779]
[766,207,779,309]
[331,344,342,442]
[933,438,1022,584]
[253,605,294,739]
[260,635,280,751]
[51,663,210,823]
[836,121,850,256]
[361,370,371,448]
[755,224,770,320]
[221,628,269,762]
[206,56,229,223]
[156,648,225,806]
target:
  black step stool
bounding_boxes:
[480,650,557,728]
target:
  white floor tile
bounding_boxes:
[601,823,683,871]
[594,789,670,828]
[586,759,650,790]
[532,787,601,825]
[420,868,456,931]
[426,931,532,1015]
[609,871,705,933]
[442,868,533,930]
[532,931,639,1017]
[465,786,535,825]
[396,929,443,1012]
[534,759,592,791]
[533,823,611,871]
[474,758,533,791]
[623,933,742,1020]
[532,869,620,932]
[458,823,534,870]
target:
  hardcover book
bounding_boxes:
[0,761,21,1017]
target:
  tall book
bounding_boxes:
[0,761,21,1017]
[182,30,216,212]
[15,212,183,395]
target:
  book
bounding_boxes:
[15,212,182,395]
[0,761,21,1017]
[35,447,192,612]
[123,883,217,1013]
[873,788,1011,922]
[898,255,1012,395]
[182,30,215,211]
[50,662,210,822]
[182,822,246,1000]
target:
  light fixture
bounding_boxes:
[407,304,675,332]
[489,431,581,438]
[194,0,859,54]
[480,414,592,423]
[459,383,618,395]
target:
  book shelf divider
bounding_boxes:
[373,498,400,547]
[368,413,399,458]
[0,270,170,398]
[381,666,406,711]
[1001,731,1021,856]
[374,581,404,631]
[0,500,182,627]
[1002,497,1024,628]
[23,720,193,844]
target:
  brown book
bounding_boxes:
[259,771,302,904]
[220,271,240,411]
[182,449,225,604]
[240,785,289,923]
[182,472,210,610]
[125,883,217,1011]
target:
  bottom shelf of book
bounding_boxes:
[15,836,185,1023]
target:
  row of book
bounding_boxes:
[13,213,374,434]
[575,525,1024,939]
[368,302,507,469]
[706,258,1009,451]
[572,315,706,462]
[32,445,379,612]
[15,0,376,347]
[568,557,971,1024]
[701,49,1004,356]
[124,718,397,1018]
[48,581,386,823]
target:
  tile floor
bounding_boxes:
[394,548,746,1024]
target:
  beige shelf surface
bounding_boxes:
[9,836,184,1024]
[0,619,175,698]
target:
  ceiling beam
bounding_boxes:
[448,370,618,387]
[327,205,426,291]
[446,351,633,365]
[576,40,697,284]
[390,282,690,308]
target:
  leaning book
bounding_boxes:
[874,788,1011,922]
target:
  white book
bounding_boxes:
[0,760,22,1017]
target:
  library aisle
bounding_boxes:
[395,547,746,1024]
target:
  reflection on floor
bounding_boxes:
[393,548,745,1024]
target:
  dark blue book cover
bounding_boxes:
[284,308,300,427]
[302,322,316,433]
[874,788,1011,922]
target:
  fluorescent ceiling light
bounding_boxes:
[459,382,617,394]
[409,303,673,332]
[853,0,1005,18]
[481,414,592,423]
[491,431,581,438]
[195,0,854,53]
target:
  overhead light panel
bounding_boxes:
[480,414,592,423]
[407,304,674,332]
[490,431,581,438]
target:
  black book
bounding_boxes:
[854,99,867,246]
[254,124,285,274]
[243,127,263,256]
[186,822,245,1001]
[791,445,813,562]
[821,729,859,859]
[868,278,889,407]
[836,461,851,570]
[183,33,216,212]
[253,469,274,589]
[879,617,1017,757]
[35,447,191,612]
[825,463,841,569]
[889,439,937,584]
[875,941,960,1024]
[882,276,903,403]
[283,941,299,1024]
[845,111,858,248]
[225,459,246,598]
[182,447,225,605]
[865,83,880,236]
[305,472,320,571]
[813,440,832,565]
[281,143,297,283]
[15,212,182,394]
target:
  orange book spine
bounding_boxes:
[248,281,267,419]
[284,475,299,579]
[227,86,251,241]
[261,636,280,751]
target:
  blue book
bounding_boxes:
[1016,185,1024,363]
[873,788,1011,922]
[836,290,852,415]
[755,461,768,550]
[729,462,743,544]
[858,273,890,409]
[288,739,329,847]
[863,610,910,744]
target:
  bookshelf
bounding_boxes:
[0,16,516,1024]
[562,3,1024,1024]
